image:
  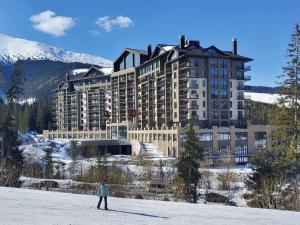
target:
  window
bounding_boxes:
[210,58,218,68]
[202,80,206,87]
[173,134,177,141]
[199,133,213,141]
[190,69,197,78]
[221,111,228,119]
[210,69,218,78]
[210,79,218,88]
[173,72,177,79]
[220,80,228,89]
[211,101,219,109]
[221,100,228,109]
[156,61,160,68]
[237,71,243,79]
[203,101,206,107]
[191,80,198,89]
[203,146,213,156]
[236,132,247,140]
[203,111,206,118]
[202,91,205,97]
[220,70,229,78]
[191,57,197,67]
[220,59,229,68]
[236,62,242,70]
[217,133,231,141]
[235,145,248,155]
[174,102,177,108]
[218,145,231,155]
[254,132,267,149]
[207,49,218,56]
[213,111,219,119]
[211,90,218,98]
[220,90,228,99]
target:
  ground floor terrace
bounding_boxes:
[43,125,273,165]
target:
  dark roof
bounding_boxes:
[68,66,108,81]
[125,48,147,55]
[113,48,148,65]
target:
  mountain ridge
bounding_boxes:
[0,34,112,67]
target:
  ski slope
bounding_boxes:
[1,187,300,225]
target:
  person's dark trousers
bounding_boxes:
[97,196,108,209]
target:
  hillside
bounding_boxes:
[0,34,112,98]
[0,187,299,225]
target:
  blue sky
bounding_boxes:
[0,0,299,87]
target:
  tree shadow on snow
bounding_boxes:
[108,209,169,219]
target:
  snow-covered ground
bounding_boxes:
[244,92,281,104]
[1,187,299,225]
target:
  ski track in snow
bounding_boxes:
[1,187,300,225]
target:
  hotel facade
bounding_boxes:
[44,36,272,165]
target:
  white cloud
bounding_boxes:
[30,10,75,37]
[95,16,133,32]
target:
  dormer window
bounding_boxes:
[207,49,218,56]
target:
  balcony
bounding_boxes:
[187,93,199,99]
[187,104,199,110]
[238,104,245,110]
[244,75,251,81]
[187,83,199,89]
[237,95,244,100]
[237,65,251,71]
[187,114,199,120]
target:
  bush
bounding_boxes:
[205,192,228,203]
[163,197,170,201]
[39,180,59,189]
[134,194,144,199]
[217,172,238,190]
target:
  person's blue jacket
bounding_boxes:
[97,183,109,197]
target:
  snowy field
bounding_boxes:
[1,187,300,225]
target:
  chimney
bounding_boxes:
[180,35,185,48]
[147,44,152,57]
[232,38,237,55]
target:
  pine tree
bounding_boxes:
[177,123,204,203]
[0,102,23,187]
[44,147,54,179]
[277,23,300,151]
[7,61,25,130]
[70,141,79,178]
[246,24,300,211]
[0,63,25,187]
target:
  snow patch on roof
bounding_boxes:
[71,68,89,75]
[162,46,173,51]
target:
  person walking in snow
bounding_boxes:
[97,180,109,210]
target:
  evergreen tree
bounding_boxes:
[70,141,79,178]
[0,102,23,187]
[277,23,300,150]
[7,61,25,130]
[246,24,300,211]
[0,63,25,187]
[44,147,54,179]
[177,124,204,203]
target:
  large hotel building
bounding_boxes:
[44,36,272,165]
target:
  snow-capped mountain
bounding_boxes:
[0,34,112,67]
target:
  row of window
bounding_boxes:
[139,61,160,75]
